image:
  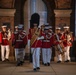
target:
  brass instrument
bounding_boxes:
[66,32,73,46]
[30,28,41,47]
[54,34,64,54]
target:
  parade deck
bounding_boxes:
[0,60,76,75]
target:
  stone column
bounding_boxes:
[0,9,16,31]
[54,9,72,62]
[30,0,37,15]
[54,10,72,31]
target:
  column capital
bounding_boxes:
[0,9,16,16]
[54,9,72,17]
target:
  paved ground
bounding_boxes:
[0,61,76,75]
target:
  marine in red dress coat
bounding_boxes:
[28,23,44,71]
[12,25,27,66]
[62,26,74,62]
[0,25,11,61]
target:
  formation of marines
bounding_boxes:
[0,23,74,71]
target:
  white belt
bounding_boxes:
[43,40,50,42]
[3,38,7,39]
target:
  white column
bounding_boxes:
[37,0,47,25]
[24,0,47,28]
[30,0,37,15]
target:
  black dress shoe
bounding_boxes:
[16,63,21,66]
[47,63,50,66]
[65,60,70,62]
[42,62,44,65]
[5,59,9,62]
[57,61,61,63]
[44,63,47,66]
[20,61,24,65]
[37,67,40,70]
[33,68,37,71]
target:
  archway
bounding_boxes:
[14,0,55,31]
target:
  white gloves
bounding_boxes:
[37,36,44,40]
[8,30,11,40]
[28,40,30,48]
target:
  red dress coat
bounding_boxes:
[0,31,10,45]
[12,31,27,48]
[28,28,44,48]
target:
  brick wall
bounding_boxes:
[0,0,14,8]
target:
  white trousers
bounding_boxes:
[64,46,70,61]
[1,45,10,61]
[15,48,24,61]
[31,48,40,68]
[20,48,25,60]
[57,54,62,61]
[42,48,52,64]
